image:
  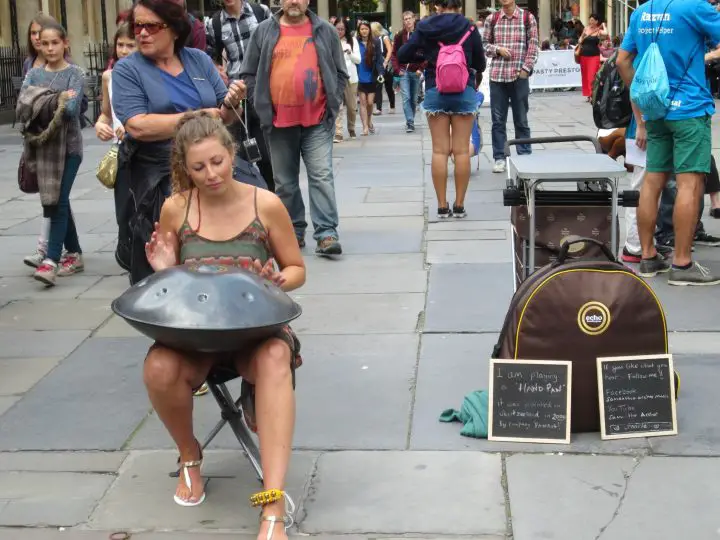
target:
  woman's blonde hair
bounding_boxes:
[370,21,386,38]
[170,110,236,194]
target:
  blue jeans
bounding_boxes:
[268,123,339,242]
[47,154,82,263]
[399,72,420,127]
[490,79,531,161]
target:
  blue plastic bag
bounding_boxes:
[630,42,670,121]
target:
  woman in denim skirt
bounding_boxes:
[398,0,485,218]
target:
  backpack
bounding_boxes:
[492,236,677,433]
[436,28,473,94]
[592,51,632,129]
[211,4,268,65]
[630,1,674,121]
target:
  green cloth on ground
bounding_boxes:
[439,390,489,439]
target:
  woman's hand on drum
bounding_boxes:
[252,258,287,288]
[145,222,178,272]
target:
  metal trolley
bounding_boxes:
[502,136,639,289]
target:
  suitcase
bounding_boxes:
[492,237,676,433]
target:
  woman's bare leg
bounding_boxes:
[238,338,295,540]
[143,345,213,503]
[359,93,369,134]
[449,114,475,208]
[366,93,376,131]
[427,113,452,209]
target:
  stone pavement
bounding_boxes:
[0,92,719,540]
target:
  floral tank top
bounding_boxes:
[178,187,272,271]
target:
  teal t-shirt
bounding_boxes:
[620,0,720,121]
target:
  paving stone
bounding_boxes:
[428,219,509,231]
[410,334,650,454]
[602,456,720,539]
[0,275,101,301]
[0,532,378,540]
[425,229,507,241]
[78,254,129,277]
[0,357,62,395]
[365,186,424,203]
[647,275,720,331]
[300,254,426,294]
[426,239,512,264]
[290,293,424,334]
[424,264,514,333]
[94,314,144,338]
[0,299,112,331]
[131,334,419,451]
[506,454,636,540]
[328,216,423,255]
[302,451,506,536]
[0,471,114,526]
[338,202,423,218]
[0,396,19,416]
[0,337,152,451]
[77,276,131,300]
[0,330,90,359]
[425,189,504,204]
[0,452,128,473]
[649,355,720,456]
[88,450,316,533]
[668,332,719,354]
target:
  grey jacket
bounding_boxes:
[239,9,349,131]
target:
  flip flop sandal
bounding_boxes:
[173,440,205,507]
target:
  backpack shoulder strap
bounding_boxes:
[250,2,268,22]
[458,27,473,45]
[212,12,223,64]
[490,11,501,43]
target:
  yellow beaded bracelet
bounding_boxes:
[250,489,285,507]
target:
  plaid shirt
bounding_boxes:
[205,3,272,81]
[483,8,539,83]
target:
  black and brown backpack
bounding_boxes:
[492,236,678,433]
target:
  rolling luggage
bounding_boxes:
[503,136,638,290]
[491,237,674,433]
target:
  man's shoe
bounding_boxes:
[492,160,506,173]
[406,123,415,133]
[33,259,58,287]
[637,254,671,278]
[315,236,342,256]
[694,231,720,247]
[668,261,720,286]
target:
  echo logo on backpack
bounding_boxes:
[577,301,611,336]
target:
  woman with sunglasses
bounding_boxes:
[112,0,244,286]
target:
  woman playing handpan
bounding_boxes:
[143,110,305,540]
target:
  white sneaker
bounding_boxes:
[492,160,506,173]
[23,251,46,268]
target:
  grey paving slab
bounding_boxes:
[88,450,317,533]
[0,452,127,473]
[668,332,719,354]
[0,532,389,540]
[0,299,112,331]
[425,229,507,241]
[410,334,651,454]
[0,396,19,416]
[646,274,720,331]
[648,355,720,456]
[289,293,424,334]
[365,186,424,203]
[602,456,720,540]
[506,454,636,540]
[0,471,114,527]
[428,219,509,231]
[132,334,419,451]
[0,337,152,451]
[77,275,131,300]
[338,201,423,218]
[0,330,90,359]
[0,275,101,301]
[424,264,514,333]
[94,314,144,338]
[301,451,506,536]
[425,189,505,205]
[300,253,426,295]
[428,203,509,223]
[426,239,512,264]
[330,216,424,255]
[0,357,62,395]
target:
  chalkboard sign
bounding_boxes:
[488,359,572,444]
[597,354,678,440]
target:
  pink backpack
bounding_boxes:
[436,28,474,94]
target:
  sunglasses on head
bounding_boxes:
[133,21,169,36]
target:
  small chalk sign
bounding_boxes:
[488,359,572,444]
[597,354,677,440]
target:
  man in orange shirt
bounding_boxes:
[239,0,348,256]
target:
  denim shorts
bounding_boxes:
[422,86,477,116]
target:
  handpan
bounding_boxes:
[111,265,302,353]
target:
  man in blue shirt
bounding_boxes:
[617,0,720,286]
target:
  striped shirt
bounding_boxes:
[205,3,272,81]
[483,7,539,83]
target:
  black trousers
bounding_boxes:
[375,74,395,111]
